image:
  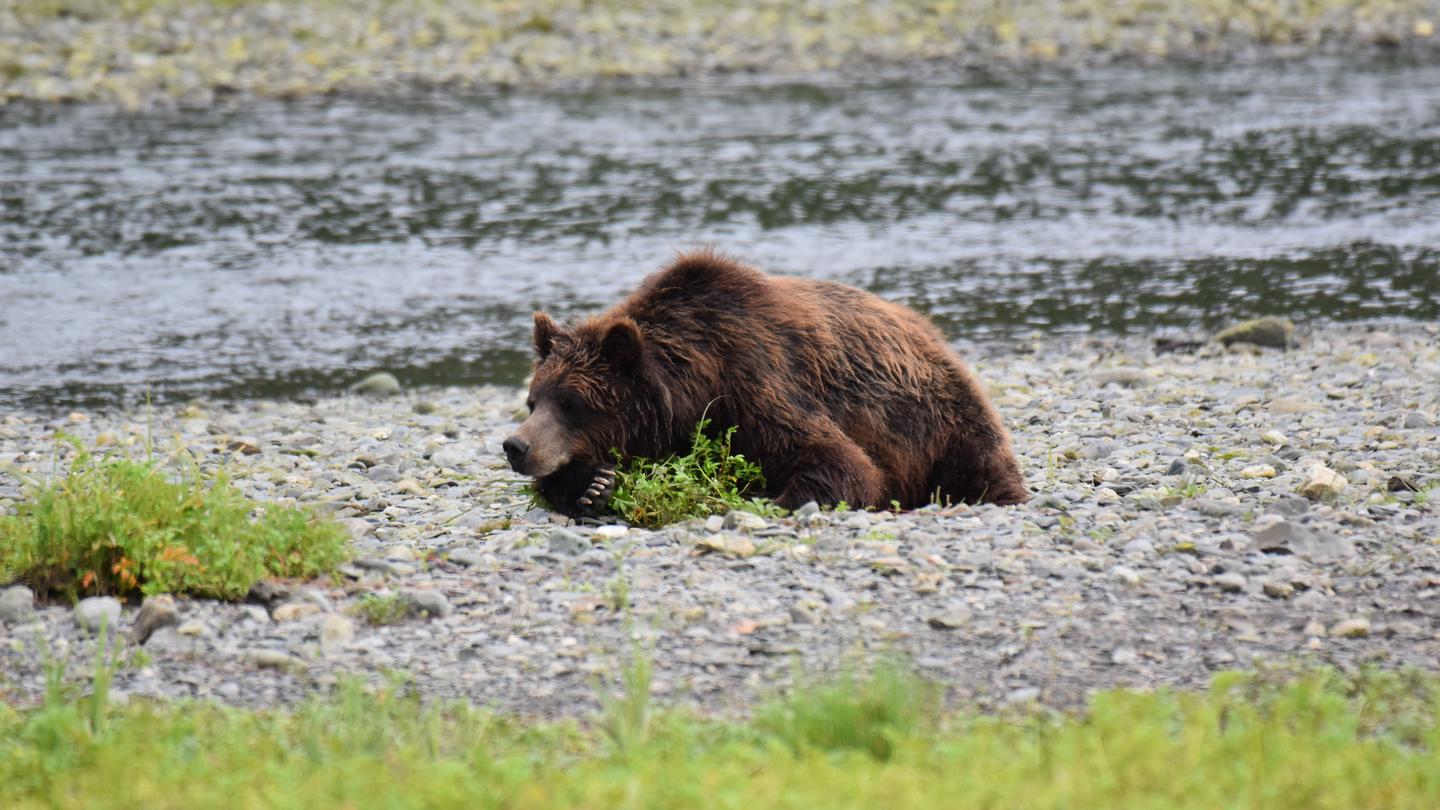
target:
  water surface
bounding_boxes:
[2,57,1438,409]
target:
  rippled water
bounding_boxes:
[3,57,1439,409]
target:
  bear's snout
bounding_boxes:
[502,436,530,472]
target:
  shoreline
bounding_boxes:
[2,0,1438,107]
[2,323,1437,714]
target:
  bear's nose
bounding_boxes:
[502,436,529,470]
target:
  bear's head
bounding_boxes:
[502,311,651,478]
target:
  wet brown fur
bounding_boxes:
[511,250,1028,515]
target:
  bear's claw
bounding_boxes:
[577,464,615,515]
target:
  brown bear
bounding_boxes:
[503,250,1028,518]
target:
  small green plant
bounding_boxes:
[0,439,349,600]
[351,593,408,626]
[597,642,654,755]
[756,662,938,761]
[608,418,783,528]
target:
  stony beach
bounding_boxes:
[1,322,1437,715]
[2,0,1439,107]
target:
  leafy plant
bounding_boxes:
[608,418,784,528]
[0,440,349,600]
[351,593,408,626]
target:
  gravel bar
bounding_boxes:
[3,0,1440,107]
[2,322,1438,714]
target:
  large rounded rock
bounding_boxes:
[74,596,123,634]
[1,585,36,625]
[1214,318,1295,349]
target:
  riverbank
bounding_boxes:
[2,322,1437,714]
[2,0,1438,107]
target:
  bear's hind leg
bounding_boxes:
[926,430,1028,507]
[773,434,885,510]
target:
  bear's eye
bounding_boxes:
[525,398,535,412]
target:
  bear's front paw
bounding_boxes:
[575,464,615,516]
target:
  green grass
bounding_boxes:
[608,418,784,529]
[0,440,349,601]
[2,663,1439,809]
[350,593,408,626]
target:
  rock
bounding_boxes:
[1260,430,1288,446]
[394,478,426,496]
[1093,367,1147,387]
[1213,572,1247,592]
[926,607,973,630]
[794,501,822,521]
[1193,499,1243,518]
[1262,580,1294,599]
[272,602,322,622]
[593,525,629,540]
[547,529,590,557]
[0,585,36,625]
[129,594,180,644]
[1005,687,1041,705]
[1330,618,1371,638]
[1297,466,1346,501]
[447,547,487,567]
[1121,538,1154,556]
[722,510,768,531]
[789,603,821,625]
[1110,566,1141,586]
[1214,318,1295,349]
[1165,459,1187,476]
[350,372,401,395]
[1387,476,1420,493]
[842,513,871,530]
[1078,440,1120,460]
[429,446,473,469]
[703,514,724,533]
[1402,411,1434,429]
[74,596,123,634]
[696,534,757,559]
[1110,647,1138,666]
[1250,520,1351,562]
[319,614,356,655]
[252,650,304,671]
[1240,464,1277,479]
[400,589,451,619]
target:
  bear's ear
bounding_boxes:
[600,318,643,372]
[533,312,561,360]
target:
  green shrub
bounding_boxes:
[0,442,348,600]
[756,661,938,760]
[609,419,784,528]
[351,593,408,626]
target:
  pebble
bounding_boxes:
[130,594,180,644]
[319,614,356,656]
[400,589,452,619]
[0,585,36,625]
[74,596,123,634]
[1298,466,1347,501]
[1213,573,1247,592]
[350,372,402,395]
[926,607,973,630]
[1330,618,1371,638]
[547,529,590,557]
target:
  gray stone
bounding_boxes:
[1122,538,1154,556]
[794,501,822,520]
[1093,367,1147,387]
[447,547,487,567]
[74,596,123,634]
[319,614,356,655]
[429,446,474,469]
[1193,499,1243,518]
[1214,318,1295,349]
[842,513,871,530]
[547,528,590,557]
[1165,459,1187,476]
[703,514,725,534]
[723,510,768,531]
[130,594,180,644]
[1250,520,1352,562]
[350,372,401,395]
[0,585,35,625]
[1078,440,1120,460]
[1403,411,1434,429]
[926,607,973,630]
[1213,572,1247,592]
[400,589,452,619]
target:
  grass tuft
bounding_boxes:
[608,418,784,528]
[2,666,1439,808]
[350,593,409,626]
[0,439,349,601]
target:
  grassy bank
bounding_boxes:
[2,0,1438,106]
[3,664,1438,808]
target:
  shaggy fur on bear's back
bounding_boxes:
[503,250,1028,516]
